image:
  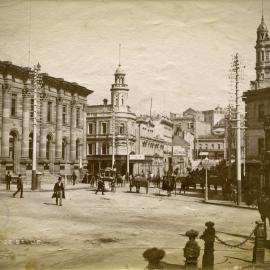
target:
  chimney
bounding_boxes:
[103,99,108,105]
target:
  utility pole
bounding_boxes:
[126,122,129,180]
[30,63,42,190]
[112,105,115,170]
[230,53,242,205]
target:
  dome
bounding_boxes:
[114,64,125,75]
[257,17,268,32]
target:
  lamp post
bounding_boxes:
[204,157,209,202]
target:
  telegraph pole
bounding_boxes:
[112,105,115,169]
[30,63,42,190]
[126,122,129,180]
[231,53,242,205]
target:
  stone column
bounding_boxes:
[39,99,47,158]
[55,95,63,159]
[70,99,77,161]
[1,85,11,157]
[21,88,31,158]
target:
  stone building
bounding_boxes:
[134,114,173,177]
[243,14,270,189]
[0,61,92,183]
[86,64,136,176]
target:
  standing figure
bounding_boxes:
[200,221,215,269]
[13,174,23,198]
[6,171,11,191]
[72,171,77,186]
[95,178,105,195]
[52,177,65,206]
[183,229,200,269]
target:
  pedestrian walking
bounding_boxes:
[72,171,77,186]
[6,171,11,191]
[13,174,23,198]
[52,177,65,206]
[95,178,105,195]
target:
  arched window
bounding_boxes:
[46,135,52,159]
[29,133,33,159]
[76,139,80,160]
[62,138,67,160]
[9,132,16,159]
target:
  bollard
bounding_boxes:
[143,247,165,270]
[253,221,266,264]
[184,229,200,269]
[200,221,215,270]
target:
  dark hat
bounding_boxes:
[205,221,215,227]
[185,229,199,238]
[143,248,165,260]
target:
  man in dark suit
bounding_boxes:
[13,174,23,198]
[72,171,77,186]
[52,177,65,206]
[6,171,11,190]
[95,179,105,195]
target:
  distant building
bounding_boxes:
[0,61,92,182]
[86,64,136,176]
[195,135,225,160]
[203,106,226,130]
[243,14,270,189]
[134,114,173,177]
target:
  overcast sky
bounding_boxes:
[0,0,268,115]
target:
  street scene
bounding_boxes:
[1,0,270,269]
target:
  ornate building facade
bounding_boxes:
[243,14,270,189]
[86,65,136,176]
[0,61,92,183]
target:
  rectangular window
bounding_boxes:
[87,143,95,155]
[62,105,67,125]
[30,98,34,118]
[258,138,265,156]
[102,122,107,134]
[76,108,80,127]
[47,101,52,122]
[119,123,125,135]
[258,104,265,122]
[101,143,109,155]
[266,51,269,61]
[11,94,17,116]
[88,123,94,134]
[218,144,221,150]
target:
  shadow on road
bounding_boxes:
[43,202,57,206]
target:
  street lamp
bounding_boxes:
[203,157,209,202]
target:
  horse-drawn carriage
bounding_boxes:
[130,175,149,194]
[98,168,117,191]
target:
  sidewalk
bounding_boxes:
[204,198,258,210]
[0,182,90,192]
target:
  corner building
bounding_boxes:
[0,61,92,183]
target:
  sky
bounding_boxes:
[0,0,268,115]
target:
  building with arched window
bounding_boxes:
[86,64,136,176]
[0,61,93,183]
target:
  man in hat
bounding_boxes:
[52,177,65,206]
[143,247,165,270]
[13,174,23,198]
[183,229,200,269]
[5,171,11,191]
[200,221,215,269]
[72,171,77,186]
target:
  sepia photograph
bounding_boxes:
[0,0,270,269]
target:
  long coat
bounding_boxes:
[52,182,65,199]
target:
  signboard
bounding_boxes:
[199,152,209,156]
[129,154,145,160]
[173,146,186,156]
